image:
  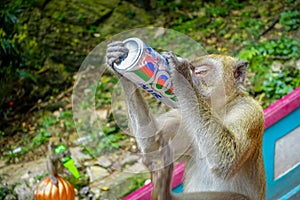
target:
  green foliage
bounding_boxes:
[256,37,300,58]
[0,0,37,67]
[33,172,48,182]
[224,0,246,9]
[238,18,264,37]
[0,0,42,115]
[279,10,300,31]
[239,36,300,107]
[239,36,300,73]
[0,130,4,138]
[128,176,147,194]
[238,49,259,61]
[95,75,118,107]
[206,6,229,17]
[260,68,297,99]
[31,129,52,147]
[157,0,182,11]
[3,109,77,162]
[98,132,127,151]
[17,69,37,82]
[74,74,128,157]
[239,36,300,66]
[83,122,127,157]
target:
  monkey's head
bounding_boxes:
[190,54,248,108]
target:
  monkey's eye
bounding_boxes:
[194,66,209,75]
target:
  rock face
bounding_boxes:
[1,0,156,134]
[25,0,154,72]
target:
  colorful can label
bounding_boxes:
[114,37,177,108]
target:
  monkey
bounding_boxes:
[105,41,266,200]
[46,137,71,186]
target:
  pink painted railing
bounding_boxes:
[264,87,300,129]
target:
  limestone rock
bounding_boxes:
[121,153,140,167]
[87,166,110,182]
[97,156,112,168]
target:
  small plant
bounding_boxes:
[95,75,118,107]
[239,36,300,65]
[260,67,299,100]
[279,10,300,31]
[59,109,75,131]
[91,124,127,156]
[31,129,52,147]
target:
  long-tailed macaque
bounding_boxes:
[105,41,266,200]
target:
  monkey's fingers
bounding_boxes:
[162,52,192,82]
[107,41,125,48]
[106,55,121,67]
[106,45,129,54]
[106,41,129,67]
[161,51,179,67]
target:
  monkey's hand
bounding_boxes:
[162,52,193,84]
[105,41,129,76]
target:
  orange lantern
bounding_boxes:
[35,175,75,200]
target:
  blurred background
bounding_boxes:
[0,0,299,199]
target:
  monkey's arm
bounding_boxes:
[119,77,161,154]
[164,52,264,179]
[106,42,160,154]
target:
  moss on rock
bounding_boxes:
[43,0,115,26]
[98,1,153,36]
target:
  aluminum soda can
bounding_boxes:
[114,37,177,108]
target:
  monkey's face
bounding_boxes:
[190,55,240,108]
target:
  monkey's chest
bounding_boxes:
[184,159,250,192]
[184,159,223,191]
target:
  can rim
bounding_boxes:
[113,37,144,71]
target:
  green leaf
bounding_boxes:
[17,69,37,83]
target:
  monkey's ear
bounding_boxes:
[233,60,248,84]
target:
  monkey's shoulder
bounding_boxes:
[226,96,264,131]
[230,95,263,115]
